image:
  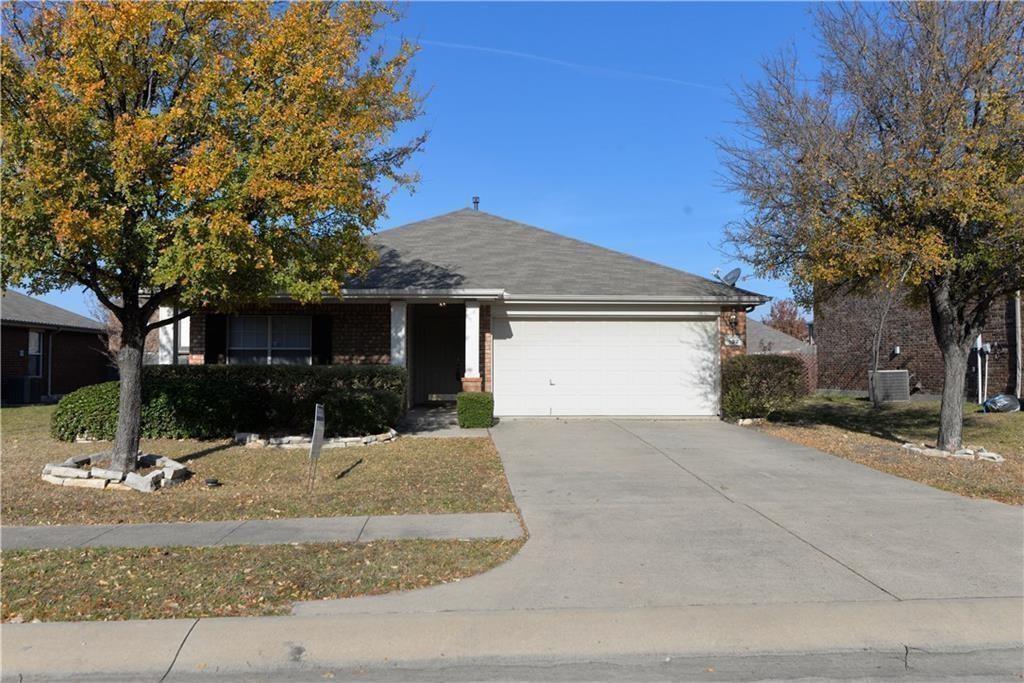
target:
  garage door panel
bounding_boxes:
[493,317,719,416]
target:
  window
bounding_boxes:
[27,330,42,376]
[228,316,311,365]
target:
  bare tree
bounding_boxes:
[719,2,1024,450]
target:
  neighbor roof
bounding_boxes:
[746,319,814,355]
[352,209,767,303]
[1,290,105,333]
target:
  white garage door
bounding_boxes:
[492,317,719,416]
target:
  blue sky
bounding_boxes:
[23,2,819,320]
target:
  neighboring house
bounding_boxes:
[747,319,817,392]
[816,290,1023,399]
[157,208,768,417]
[1,291,112,404]
[747,319,814,356]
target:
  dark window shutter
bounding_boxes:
[311,315,332,365]
[205,314,228,365]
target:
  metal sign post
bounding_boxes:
[306,403,325,493]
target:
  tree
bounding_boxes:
[718,2,1024,450]
[762,299,809,341]
[2,2,423,472]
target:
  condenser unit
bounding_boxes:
[869,369,911,402]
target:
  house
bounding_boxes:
[746,318,817,392]
[1,291,113,404]
[816,290,1022,399]
[157,208,768,416]
[747,318,815,356]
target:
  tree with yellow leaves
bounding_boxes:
[2,2,423,472]
[719,2,1023,450]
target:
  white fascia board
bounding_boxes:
[504,293,769,305]
[495,303,721,319]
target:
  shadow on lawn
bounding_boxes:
[769,397,942,444]
[174,442,235,465]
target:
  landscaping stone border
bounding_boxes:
[901,442,1005,463]
[233,428,398,449]
[40,453,190,493]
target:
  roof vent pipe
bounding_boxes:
[472,196,479,210]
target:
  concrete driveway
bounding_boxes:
[295,419,1023,615]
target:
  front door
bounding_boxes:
[410,303,465,404]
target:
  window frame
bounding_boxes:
[26,329,42,377]
[227,315,312,366]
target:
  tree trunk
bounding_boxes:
[936,343,969,451]
[111,321,145,473]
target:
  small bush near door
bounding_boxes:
[721,354,807,419]
[51,365,407,440]
[457,392,494,428]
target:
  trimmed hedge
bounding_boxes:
[721,354,807,420]
[52,365,407,441]
[457,392,494,428]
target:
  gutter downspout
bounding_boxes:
[1016,291,1022,398]
[47,327,62,398]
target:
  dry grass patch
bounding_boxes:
[759,395,1023,505]
[1,538,524,622]
[2,405,515,526]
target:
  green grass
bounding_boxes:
[1,538,524,622]
[2,405,516,526]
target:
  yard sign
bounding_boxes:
[306,403,325,492]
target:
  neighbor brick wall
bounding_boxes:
[2,325,111,402]
[815,290,1019,395]
[2,326,29,378]
[48,330,113,395]
[187,302,390,365]
[719,307,748,364]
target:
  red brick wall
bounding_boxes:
[188,302,390,365]
[719,308,748,363]
[480,304,492,392]
[330,304,390,364]
[815,291,1019,395]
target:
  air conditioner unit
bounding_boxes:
[868,369,910,402]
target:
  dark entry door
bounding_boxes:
[411,303,464,404]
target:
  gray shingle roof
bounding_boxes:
[353,209,767,302]
[747,319,815,355]
[1,290,104,332]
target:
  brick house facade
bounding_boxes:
[157,209,770,416]
[185,301,495,397]
[1,291,113,404]
[816,290,1022,397]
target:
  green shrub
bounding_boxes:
[457,392,494,428]
[51,381,121,441]
[52,365,407,441]
[721,354,807,420]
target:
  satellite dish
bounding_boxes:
[721,267,742,287]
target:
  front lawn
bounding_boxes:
[2,405,516,526]
[758,394,1023,504]
[1,538,524,622]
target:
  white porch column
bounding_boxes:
[463,301,481,390]
[157,306,174,365]
[389,301,407,366]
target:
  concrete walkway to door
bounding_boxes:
[295,418,1023,615]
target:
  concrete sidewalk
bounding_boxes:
[2,597,1020,680]
[0,512,522,550]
